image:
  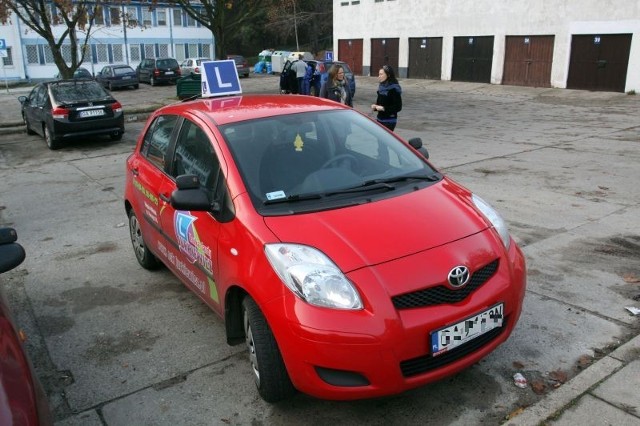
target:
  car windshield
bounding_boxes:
[223,110,439,214]
[114,66,135,75]
[51,81,110,102]
[196,59,211,65]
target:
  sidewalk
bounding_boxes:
[508,335,640,425]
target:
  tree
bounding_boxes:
[264,0,332,54]
[167,0,265,60]
[0,1,106,79]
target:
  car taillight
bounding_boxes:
[177,69,181,75]
[195,67,200,73]
[154,69,160,76]
[111,101,122,113]
[52,107,69,119]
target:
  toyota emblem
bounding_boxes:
[448,266,470,288]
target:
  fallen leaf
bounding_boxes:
[549,369,568,383]
[505,407,525,420]
[577,355,592,369]
[512,361,525,369]
[531,380,546,394]
[598,186,609,190]
[622,273,640,283]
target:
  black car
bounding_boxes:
[96,65,139,90]
[54,66,93,80]
[18,79,125,150]
[136,57,181,86]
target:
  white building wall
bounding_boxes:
[334,0,640,92]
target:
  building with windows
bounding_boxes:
[333,0,639,92]
[0,2,213,81]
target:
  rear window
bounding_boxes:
[157,59,178,68]
[51,81,109,102]
[114,66,135,76]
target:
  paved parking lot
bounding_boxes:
[0,75,639,425]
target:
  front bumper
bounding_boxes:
[263,234,526,400]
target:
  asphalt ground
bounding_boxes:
[0,73,638,425]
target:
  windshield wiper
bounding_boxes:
[325,181,396,196]
[263,192,322,205]
[363,173,441,186]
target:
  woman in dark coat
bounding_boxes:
[371,65,402,131]
[319,64,353,107]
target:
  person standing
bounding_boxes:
[319,64,353,106]
[371,65,402,131]
[292,55,308,95]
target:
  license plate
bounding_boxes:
[165,71,174,75]
[122,76,131,80]
[430,303,503,356]
[79,109,105,118]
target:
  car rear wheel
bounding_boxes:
[110,132,123,141]
[242,296,295,402]
[108,82,113,91]
[44,126,60,150]
[128,209,160,270]
[133,84,139,90]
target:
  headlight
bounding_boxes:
[265,243,363,310]
[472,194,511,250]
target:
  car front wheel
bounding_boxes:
[242,296,295,402]
[150,76,155,86]
[44,126,60,150]
[128,209,160,270]
[23,113,36,135]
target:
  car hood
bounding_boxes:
[263,179,490,272]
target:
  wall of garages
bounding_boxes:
[333,0,640,93]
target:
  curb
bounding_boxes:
[505,334,640,425]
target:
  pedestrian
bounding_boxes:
[292,54,308,95]
[371,65,402,131]
[319,64,353,106]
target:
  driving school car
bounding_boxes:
[124,94,526,402]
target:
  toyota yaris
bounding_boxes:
[124,95,526,402]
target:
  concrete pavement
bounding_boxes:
[0,73,638,425]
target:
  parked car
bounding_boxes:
[227,54,250,78]
[0,227,52,425]
[180,57,212,76]
[136,57,181,86]
[18,79,125,150]
[124,94,526,402]
[96,65,139,90]
[54,66,93,80]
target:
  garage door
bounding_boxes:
[452,36,494,83]
[502,35,554,88]
[408,37,442,80]
[370,38,399,77]
[338,39,363,76]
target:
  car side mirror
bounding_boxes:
[18,95,27,104]
[408,137,429,160]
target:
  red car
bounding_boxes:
[0,228,52,425]
[124,95,526,402]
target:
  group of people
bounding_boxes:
[318,60,403,131]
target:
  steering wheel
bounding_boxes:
[320,154,359,170]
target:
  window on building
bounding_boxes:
[157,9,167,26]
[340,1,348,5]
[110,7,121,25]
[188,44,198,58]
[158,44,169,57]
[112,44,123,62]
[127,7,139,26]
[185,13,196,27]
[2,47,13,66]
[202,44,211,58]
[61,45,71,62]
[144,44,155,59]
[142,8,152,27]
[93,5,104,25]
[130,44,141,61]
[96,44,108,62]
[44,46,54,64]
[26,45,39,64]
[173,9,182,26]
[175,44,185,62]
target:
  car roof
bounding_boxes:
[157,94,349,126]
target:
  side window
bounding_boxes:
[141,115,178,170]
[35,86,48,107]
[171,120,220,197]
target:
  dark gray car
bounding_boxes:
[136,58,181,86]
[96,65,139,90]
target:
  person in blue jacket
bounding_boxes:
[371,65,402,131]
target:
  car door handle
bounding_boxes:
[131,167,139,176]
[160,193,170,203]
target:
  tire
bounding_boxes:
[44,125,61,150]
[108,82,113,91]
[133,84,139,90]
[242,296,295,402]
[128,209,160,270]
[110,132,123,141]
[23,114,36,135]
[150,76,155,87]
